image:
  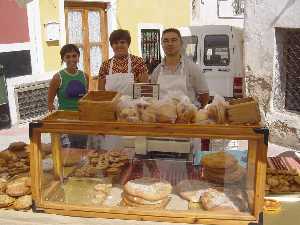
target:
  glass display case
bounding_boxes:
[29,111,267,225]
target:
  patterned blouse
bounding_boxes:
[98,54,148,82]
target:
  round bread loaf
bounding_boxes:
[124,177,172,201]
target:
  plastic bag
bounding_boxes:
[204,95,228,124]
[176,101,197,123]
[155,99,177,123]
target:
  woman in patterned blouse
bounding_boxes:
[98,29,148,95]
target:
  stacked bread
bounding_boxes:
[121,177,172,209]
[0,142,30,179]
[201,152,245,184]
[92,177,113,205]
[0,176,32,210]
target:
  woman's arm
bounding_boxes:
[98,61,108,90]
[48,73,60,111]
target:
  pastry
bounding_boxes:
[201,151,237,169]
[0,194,15,208]
[122,192,166,205]
[92,192,107,204]
[124,177,172,201]
[195,109,209,123]
[264,199,281,212]
[204,165,245,184]
[176,102,197,123]
[121,195,169,209]
[0,159,7,167]
[0,178,7,193]
[201,188,242,212]
[176,180,215,203]
[13,195,32,210]
[155,101,177,123]
[6,177,31,197]
[8,142,27,152]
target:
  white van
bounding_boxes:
[180,25,244,98]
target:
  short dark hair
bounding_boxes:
[162,28,182,41]
[109,29,131,46]
[60,44,80,63]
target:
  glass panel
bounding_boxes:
[41,131,253,215]
[90,46,102,76]
[78,47,84,71]
[204,35,230,66]
[68,11,83,44]
[88,11,101,42]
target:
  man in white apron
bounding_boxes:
[151,28,209,107]
[151,28,210,153]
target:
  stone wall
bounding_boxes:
[244,0,300,149]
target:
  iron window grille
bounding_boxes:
[141,29,161,74]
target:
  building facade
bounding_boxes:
[244,0,300,150]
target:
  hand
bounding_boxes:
[48,105,55,112]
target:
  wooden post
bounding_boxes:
[51,133,63,182]
[246,139,258,214]
[253,137,268,218]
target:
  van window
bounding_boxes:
[182,36,198,63]
[204,35,230,66]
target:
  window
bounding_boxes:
[15,80,50,122]
[217,0,245,18]
[65,1,109,89]
[0,50,32,78]
[141,29,161,73]
[204,35,230,66]
[284,29,300,113]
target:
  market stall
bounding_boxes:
[27,91,268,225]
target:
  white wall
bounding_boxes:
[192,0,244,28]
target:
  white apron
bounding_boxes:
[103,55,134,150]
[157,61,188,100]
[105,55,134,96]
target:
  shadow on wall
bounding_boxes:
[269,0,296,28]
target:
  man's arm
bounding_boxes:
[190,62,210,108]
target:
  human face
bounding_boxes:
[63,51,79,70]
[162,32,182,57]
[112,40,129,57]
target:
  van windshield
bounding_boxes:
[204,35,230,66]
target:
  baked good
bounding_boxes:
[156,101,177,123]
[13,195,32,210]
[0,178,7,193]
[176,180,214,203]
[92,192,107,205]
[195,109,209,123]
[6,177,31,197]
[201,151,237,169]
[122,192,166,205]
[201,188,242,212]
[204,165,245,184]
[0,194,15,208]
[8,142,27,152]
[124,177,172,201]
[140,104,157,123]
[121,195,169,209]
[118,107,139,122]
[176,102,197,123]
[264,199,281,212]
[94,178,112,194]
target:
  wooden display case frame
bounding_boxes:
[29,111,268,225]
